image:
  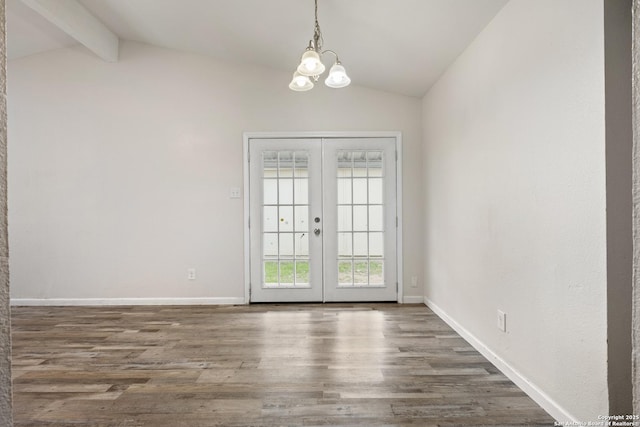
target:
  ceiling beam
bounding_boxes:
[19,0,118,62]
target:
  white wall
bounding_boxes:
[422,0,607,421]
[8,41,423,303]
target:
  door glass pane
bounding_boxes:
[338,260,352,285]
[354,261,368,284]
[279,206,293,232]
[353,233,367,257]
[279,233,294,258]
[294,179,308,204]
[370,261,384,285]
[295,261,309,285]
[264,233,278,257]
[338,206,352,231]
[369,179,383,204]
[263,206,278,232]
[263,179,277,205]
[278,151,294,177]
[337,151,352,177]
[338,233,353,256]
[369,233,384,258]
[294,206,309,232]
[279,261,294,283]
[294,152,309,177]
[352,151,367,177]
[353,179,367,204]
[279,179,293,205]
[263,152,278,173]
[369,206,383,231]
[335,149,387,288]
[353,206,368,231]
[264,261,278,286]
[337,180,351,204]
[367,152,383,177]
[295,233,309,256]
[261,148,312,289]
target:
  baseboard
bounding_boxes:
[402,295,424,304]
[11,297,246,306]
[424,297,578,423]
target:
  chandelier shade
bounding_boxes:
[325,62,351,88]
[297,49,326,76]
[289,71,314,91]
[290,0,350,91]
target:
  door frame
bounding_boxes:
[242,131,404,304]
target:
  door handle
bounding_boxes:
[314,228,321,236]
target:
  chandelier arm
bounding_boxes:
[321,49,340,62]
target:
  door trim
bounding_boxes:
[242,131,404,304]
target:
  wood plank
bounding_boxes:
[11,304,555,426]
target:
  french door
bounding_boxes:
[248,137,397,302]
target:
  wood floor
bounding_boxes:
[11,304,555,426]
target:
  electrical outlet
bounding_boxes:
[497,310,507,332]
[187,268,196,280]
[410,276,418,288]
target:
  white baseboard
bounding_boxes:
[424,297,577,424]
[11,297,246,306]
[402,295,425,304]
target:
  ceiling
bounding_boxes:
[6,0,508,97]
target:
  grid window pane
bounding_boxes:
[294,179,308,204]
[279,179,293,205]
[263,233,278,257]
[353,233,368,257]
[279,206,293,232]
[278,152,294,177]
[353,179,368,204]
[369,179,383,204]
[279,261,294,283]
[369,206,383,231]
[263,179,277,205]
[337,179,351,204]
[369,233,384,258]
[370,261,384,285]
[338,206,352,231]
[279,233,294,258]
[368,152,383,177]
[338,233,353,257]
[295,233,309,256]
[295,261,309,285]
[264,261,278,285]
[263,151,278,173]
[354,261,368,284]
[353,206,368,231]
[338,260,353,285]
[294,206,309,232]
[263,206,278,232]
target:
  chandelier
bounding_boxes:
[289,0,351,91]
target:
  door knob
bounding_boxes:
[314,228,321,236]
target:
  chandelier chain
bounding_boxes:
[313,0,324,51]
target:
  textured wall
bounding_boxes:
[423,0,608,420]
[633,0,640,418]
[0,0,11,424]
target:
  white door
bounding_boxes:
[249,137,397,302]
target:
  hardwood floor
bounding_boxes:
[11,304,555,426]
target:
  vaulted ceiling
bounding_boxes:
[6,0,508,97]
